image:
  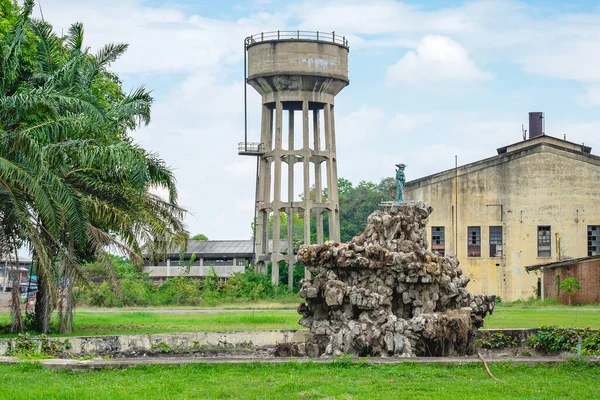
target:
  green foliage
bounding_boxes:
[277,262,306,292]
[256,177,396,246]
[0,1,187,334]
[191,234,208,241]
[338,178,394,242]
[559,278,581,304]
[83,255,138,277]
[75,276,200,307]
[7,333,71,358]
[151,341,174,353]
[200,267,296,306]
[158,276,202,306]
[476,331,518,349]
[559,278,581,294]
[74,265,299,308]
[528,326,600,355]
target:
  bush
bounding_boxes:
[528,326,600,355]
[476,331,518,349]
[75,266,300,308]
[200,267,297,305]
[120,277,155,307]
[158,276,202,306]
[89,281,120,307]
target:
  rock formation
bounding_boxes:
[296,201,495,357]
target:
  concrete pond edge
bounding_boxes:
[0,328,544,358]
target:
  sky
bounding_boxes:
[36,0,600,241]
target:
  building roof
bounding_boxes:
[497,134,592,155]
[147,239,290,259]
[187,240,254,255]
[406,134,600,188]
[525,255,600,271]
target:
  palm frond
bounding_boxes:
[66,22,85,52]
[29,18,62,75]
[0,0,35,91]
[95,42,128,68]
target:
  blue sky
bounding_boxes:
[39,0,600,240]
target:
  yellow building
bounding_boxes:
[404,115,600,301]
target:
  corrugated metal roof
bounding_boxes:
[187,240,254,254]
[155,240,290,257]
[525,255,600,271]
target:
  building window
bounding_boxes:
[588,226,600,256]
[537,226,551,257]
[467,226,481,257]
[432,227,445,256]
[489,226,503,257]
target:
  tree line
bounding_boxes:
[264,176,395,248]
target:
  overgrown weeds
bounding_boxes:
[528,326,600,355]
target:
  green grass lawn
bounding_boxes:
[0,308,598,337]
[0,362,598,399]
[484,308,599,329]
[0,311,302,337]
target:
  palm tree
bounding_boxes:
[0,0,188,333]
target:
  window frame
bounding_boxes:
[588,225,600,257]
[431,226,445,256]
[467,226,481,257]
[489,226,503,257]
[537,225,551,258]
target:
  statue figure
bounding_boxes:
[395,164,406,203]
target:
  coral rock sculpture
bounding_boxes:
[296,201,495,357]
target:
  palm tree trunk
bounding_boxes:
[10,250,23,333]
[34,273,52,333]
[58,265,74,333]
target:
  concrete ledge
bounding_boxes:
[1,355,598,371]
[0,330,308,357]
[479,328,541,346]
[0,328,591,358]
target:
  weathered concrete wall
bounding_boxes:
[405,140,600,301]
[543,260,600,303]
[247,40,349,83]
[0,330,308,357]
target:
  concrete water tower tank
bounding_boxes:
[243,31,349,286]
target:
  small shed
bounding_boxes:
[525,256,600,304]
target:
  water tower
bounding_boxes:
[239,31,349,287]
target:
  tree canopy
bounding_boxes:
[0,0,187,333]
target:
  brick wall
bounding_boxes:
[543,259,600,303]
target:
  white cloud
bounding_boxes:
[38,0,279,75]
[387,35,492,85]
[294,1,600,83]
[388,113,417,131]
[336,105,386,144]
[388,112,436,132]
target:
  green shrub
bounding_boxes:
[476,331,518,349]
[120,277,155,307]
[158,276,202,306]
[528,326,600,355]
[75,266,300,307]
[89,281,120,307]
